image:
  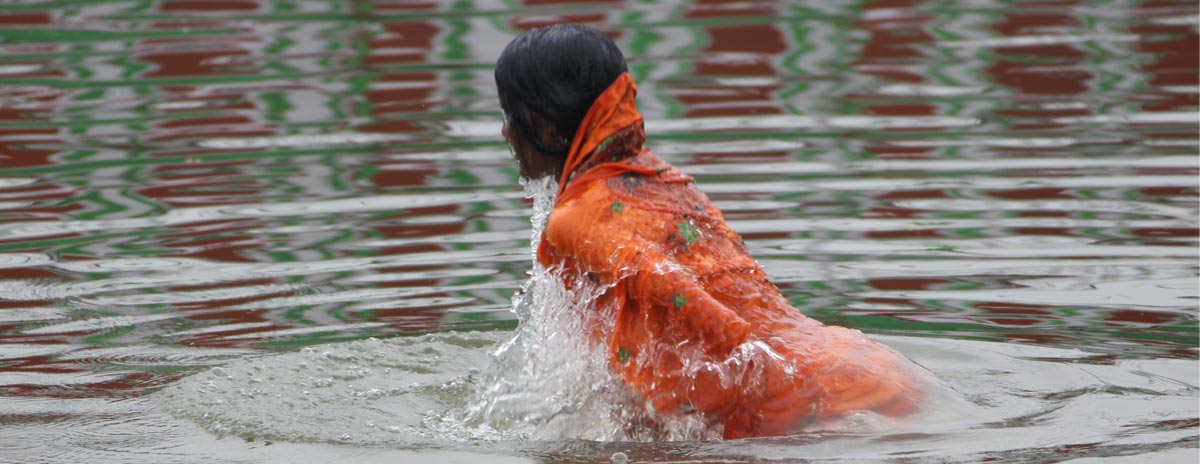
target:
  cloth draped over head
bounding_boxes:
[554,73,692,200]
[535,71,923,439]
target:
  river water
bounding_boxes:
[0,1,1197,463]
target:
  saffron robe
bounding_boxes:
[536,73,921,439]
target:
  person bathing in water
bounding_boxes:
[496,24,925,439]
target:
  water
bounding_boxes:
[0,1,1197,462]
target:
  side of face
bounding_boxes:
[503,113,565,180]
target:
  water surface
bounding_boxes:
[0,1,1197,463]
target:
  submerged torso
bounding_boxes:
[538,149,923,439]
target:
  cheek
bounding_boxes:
[508,139,530,171]
[507,137,525,161]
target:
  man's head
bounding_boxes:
[495,24,628,179]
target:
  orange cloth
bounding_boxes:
[537,73,921,439]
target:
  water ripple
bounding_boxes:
[890,200,1195,220]
[687,155,1195,176]
[856,277,1198,311]
[0,253,54,269]
[215,322,389,340]
[702,175,1197,193]
[762,258,1195,283]
[939,33,1141,49]
[759,237,1198,258]
[728,217,1185,234]
[198,132,408,149]
[442,114,984,139]
[0,371,129,387]
[21,314,179,335]
[81,283,305,307]
[0,343,79,360]
[0,306,72,323]
[59,345,256,366]
[0,249,526,301]
[167,321,277,338]
[0,192,524,242]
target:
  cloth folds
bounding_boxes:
[536,72,923,439]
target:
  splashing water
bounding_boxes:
[447,176,652,441]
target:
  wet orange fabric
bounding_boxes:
[537,73,921,439]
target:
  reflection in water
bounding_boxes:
[0,0,1196,462]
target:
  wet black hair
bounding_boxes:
[495,24,628,158]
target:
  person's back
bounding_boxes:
[498,24,925,439]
